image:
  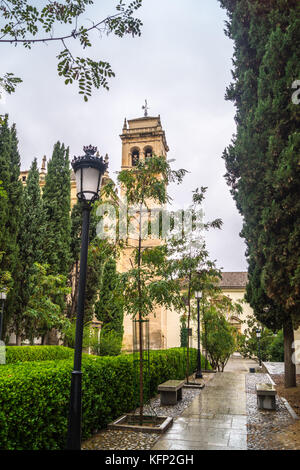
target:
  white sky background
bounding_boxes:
[0,0,247,272]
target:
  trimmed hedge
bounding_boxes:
[5,346,74,364]
[0,347,199,450]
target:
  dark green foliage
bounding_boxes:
[5,345,74,364]
[90,328,122,357]
[0,347,197,450]
[95,257,124,337]
[0,116,23,339]
[24,263,71,342]
[238,326,284,363]
[42,142,71,277]
[69,202,111,322]
[83,239,112,323]
[180,320,188,348]
[267,330,284,362]
[10,158,45,341]
[219,0,300,385]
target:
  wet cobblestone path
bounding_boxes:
[152,357,256,450]
[82,357,298,451]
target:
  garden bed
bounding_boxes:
[108,414,172,433]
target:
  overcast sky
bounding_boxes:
[0,0,247,272]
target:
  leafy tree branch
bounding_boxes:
[0,0,143,100]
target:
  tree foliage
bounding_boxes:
[0,0,143,101]
[42,141,71,277]
[9,158,45,342]
[24,263,71,343]
[219,0,300,386]
[167,187,223,380]
[237,314,284,363]
[117,154,186,421]
[202,303,236,372]
[95,256,124,337]
[0,115,23,339]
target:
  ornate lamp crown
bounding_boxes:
[83,145,98,156]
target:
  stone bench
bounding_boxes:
[158,380,185,405]
[256,383,277,410]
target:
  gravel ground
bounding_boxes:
[246,373,294,450]
[82,387,201,450]
[137,387,201,418]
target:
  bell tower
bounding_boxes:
[120,115,169,171]
[118,113,170,352]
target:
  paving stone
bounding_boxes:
[82,385,202,450]
[152,357,253,450]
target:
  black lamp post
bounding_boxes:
[256,328,262,367]
[0,289,7,341]
[66,145,108,450]
[194,291,203,379]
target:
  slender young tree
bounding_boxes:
[118,154,186,423]
[167,187,222,382]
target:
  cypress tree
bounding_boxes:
[0,117,23,340]
[0,116,11,266]
[95,256,124,337]
[68,201,105,322]
[219,0,300,386]
[42,142,71,277]
[12,158,45,342]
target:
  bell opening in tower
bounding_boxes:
[132,149,140,166]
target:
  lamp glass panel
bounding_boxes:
[195,291,202,299]
[75,167,83,197]
[76,166,101,200]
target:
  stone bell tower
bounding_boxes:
[120,114,169,172]
[118,113,170,351]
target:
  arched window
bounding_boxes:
[131,148,140,166]
[144,146,153,159]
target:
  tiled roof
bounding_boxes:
[219,272,248,288]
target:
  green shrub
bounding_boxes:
[90,329,122,357]
[267,330,284,362]
[63,321,91,349]
[5,346,74,364]
[0,347,198,450]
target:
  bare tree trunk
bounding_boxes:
[204,317,208,370]
[186,272,191,384]
[138,205,143,425]
[283,316,296,388]
[15,335,22,346]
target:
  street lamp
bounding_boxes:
[66,145,108,450]
[256,328,262,367]
[0,289,7,341]
[195,291,203,379]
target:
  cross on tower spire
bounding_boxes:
[142,99,149,117]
